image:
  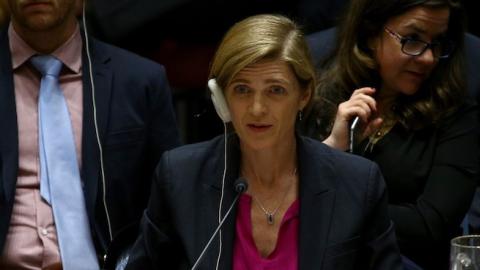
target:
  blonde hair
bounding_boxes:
[209,14,316,107]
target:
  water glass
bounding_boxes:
[451,235,480,270]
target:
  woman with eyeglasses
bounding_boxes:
[300,0,478,269]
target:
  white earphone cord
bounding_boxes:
[82,1,113,242]
[215,122,228,270]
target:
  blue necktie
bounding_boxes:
[32,55,99,270]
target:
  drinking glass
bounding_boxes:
[451,235,480,270]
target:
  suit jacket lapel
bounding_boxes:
[80,37,112,229]
[202,134,241,270]
[0,28,19,251]
[195,135,340,269]
[297,137,337,270]
[0,29,19,207]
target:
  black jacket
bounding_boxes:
[0,26,181,262]
[125,135,403,270]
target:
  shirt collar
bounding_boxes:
[8,22,82,74]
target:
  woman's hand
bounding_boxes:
[322,87,383,151]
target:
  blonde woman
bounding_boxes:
[125,14,402,270]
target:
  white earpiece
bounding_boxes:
[207,78,230,270]
[208,79,231,123]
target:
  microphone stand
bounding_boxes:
[191,179,248,270]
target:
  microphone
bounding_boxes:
[234,178,248,193]
[191,178,248,270]
[349,116,360,153]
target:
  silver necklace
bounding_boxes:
[251,168,297,225]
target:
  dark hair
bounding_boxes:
[315,0,466,133]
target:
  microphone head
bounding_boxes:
[234,178,248,193]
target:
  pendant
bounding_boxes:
[267,213,274,225]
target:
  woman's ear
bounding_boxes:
[299,86,312,110]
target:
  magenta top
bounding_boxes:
[233,194,299,270]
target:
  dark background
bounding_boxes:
[87,0,479,144]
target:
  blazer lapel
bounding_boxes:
[0,29,20,251]
[201,134,241,270]
[0,29,19,206]
[297,138,337,270]
[80,37,112,231]
[195,136,340,269]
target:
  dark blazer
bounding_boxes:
[0,27,181,262]
[124,135,403,270]
[306,28,480,269]
[465,33,480,98]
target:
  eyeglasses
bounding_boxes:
[384,27,454,59]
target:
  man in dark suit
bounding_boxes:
[463,33,480,234]
[0,0,180,268]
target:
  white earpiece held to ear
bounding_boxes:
[208,79,231,123]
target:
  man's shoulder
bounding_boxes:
[306,27,337,66]
[91,38,165,72]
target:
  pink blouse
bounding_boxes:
[233,194,299,270]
